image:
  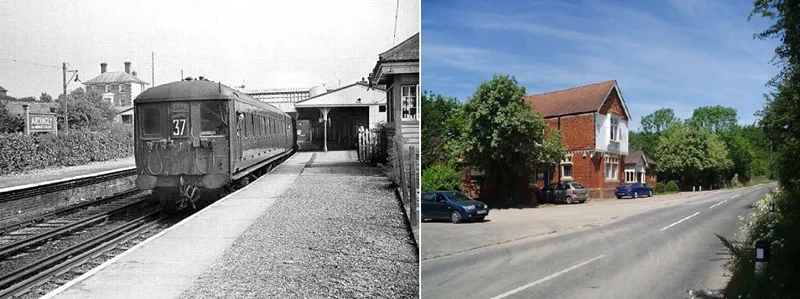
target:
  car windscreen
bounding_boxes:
[569,183,586,189]
[447,192,473,202]
[200,101,229,136]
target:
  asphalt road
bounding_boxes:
[421,184,775,299]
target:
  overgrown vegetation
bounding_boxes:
[715,1,800,297]
[421,164,461,192]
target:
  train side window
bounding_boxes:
[142,106,161,135]
[249,114,255,138]
[260,115,265,137]
[199,101,227,136]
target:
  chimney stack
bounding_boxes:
[124,62,131,74]
[100,62,107,74]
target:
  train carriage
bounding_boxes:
[133,79,296,212]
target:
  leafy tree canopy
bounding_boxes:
[640,108,679,134]
[654,123,732,188]
[421,91,462,171]
[687,105,738,134]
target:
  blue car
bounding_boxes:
[421,191,489,224]
[615,182,654,199]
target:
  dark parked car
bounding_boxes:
[615,182,653,199]
[545,182,588,204]
[421,191,489,224]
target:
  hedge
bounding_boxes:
[666,180,680,193]
[421,164,461,192]
[0,123,133,175]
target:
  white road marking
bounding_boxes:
[660,212,700,232]
[732,193,740,198]
[709,199,728,209]
[489,254,606,299]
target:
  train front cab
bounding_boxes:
[134,99,232,209]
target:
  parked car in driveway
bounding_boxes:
[615,182,653,199]
[421,191,489,224]
[545,182,588,204]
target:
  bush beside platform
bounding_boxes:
[0,123,133,175]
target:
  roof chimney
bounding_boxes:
[124,62,131,74]
[100,62,107,74]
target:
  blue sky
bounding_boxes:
[421,0,781,130]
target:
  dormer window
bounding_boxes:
[610,115,619,142]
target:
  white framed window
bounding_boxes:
[104,84,110,93]
[605,157,619,180]
[401,84,418,120]
[610,116,619,142]
[119,84,125,93]
[625,170,635,183]
[561,154,573,179]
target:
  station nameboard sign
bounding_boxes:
[26,113,58,134]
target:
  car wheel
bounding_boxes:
[450,211,462,224]
[565,196,574,204]
[634,191,639,199]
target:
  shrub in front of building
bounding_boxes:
[654,182,667,194]
[665,180,680,193]
[0,123,133,175]
[421,164,461,192]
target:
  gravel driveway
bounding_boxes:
[180,154,418,298]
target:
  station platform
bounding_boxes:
[44,150,418,298]
[0,157,135,190]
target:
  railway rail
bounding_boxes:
[0,167,137,203]
[0,210,162,299]
[0,193,151,259]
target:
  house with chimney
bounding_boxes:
[83,62,149,123]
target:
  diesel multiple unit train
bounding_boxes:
[133,79,297,212]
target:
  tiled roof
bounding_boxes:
[84,72,148,85]
[525,80,617,118]
[378,32,419,62]
[625,150,644,164]
[625,150,657,165]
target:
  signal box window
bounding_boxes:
[200,101,228,136]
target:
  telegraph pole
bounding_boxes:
[62,62,68,135]
[62,62,78,135]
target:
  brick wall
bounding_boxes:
[559,114,595,150]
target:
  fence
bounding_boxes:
[392,141,419,243]
[357,129,387,164]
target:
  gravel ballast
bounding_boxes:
[179,158,419,298]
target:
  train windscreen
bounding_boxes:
[200,101,228,136]
[141,105,161,135]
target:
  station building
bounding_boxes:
[83,62,149,124]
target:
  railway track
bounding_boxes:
[0,210,162,299]
[0,189,143,235]
[0,167,137,203]
[0,192,151,259]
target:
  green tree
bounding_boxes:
[421,164,462,192]
[421,91,462,171]
[654,123,732,189]
[461,75,565,203]
[53,87,116,130]
[723,131,756,183]
[687,105,738,134]
[39,93,53,103]
[641,108,679,134]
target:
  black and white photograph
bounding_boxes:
[0,0,420,298]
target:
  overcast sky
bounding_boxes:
[0,0,419,98]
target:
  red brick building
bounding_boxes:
[461,80,633,201]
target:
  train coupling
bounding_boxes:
[178,176,200,210]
